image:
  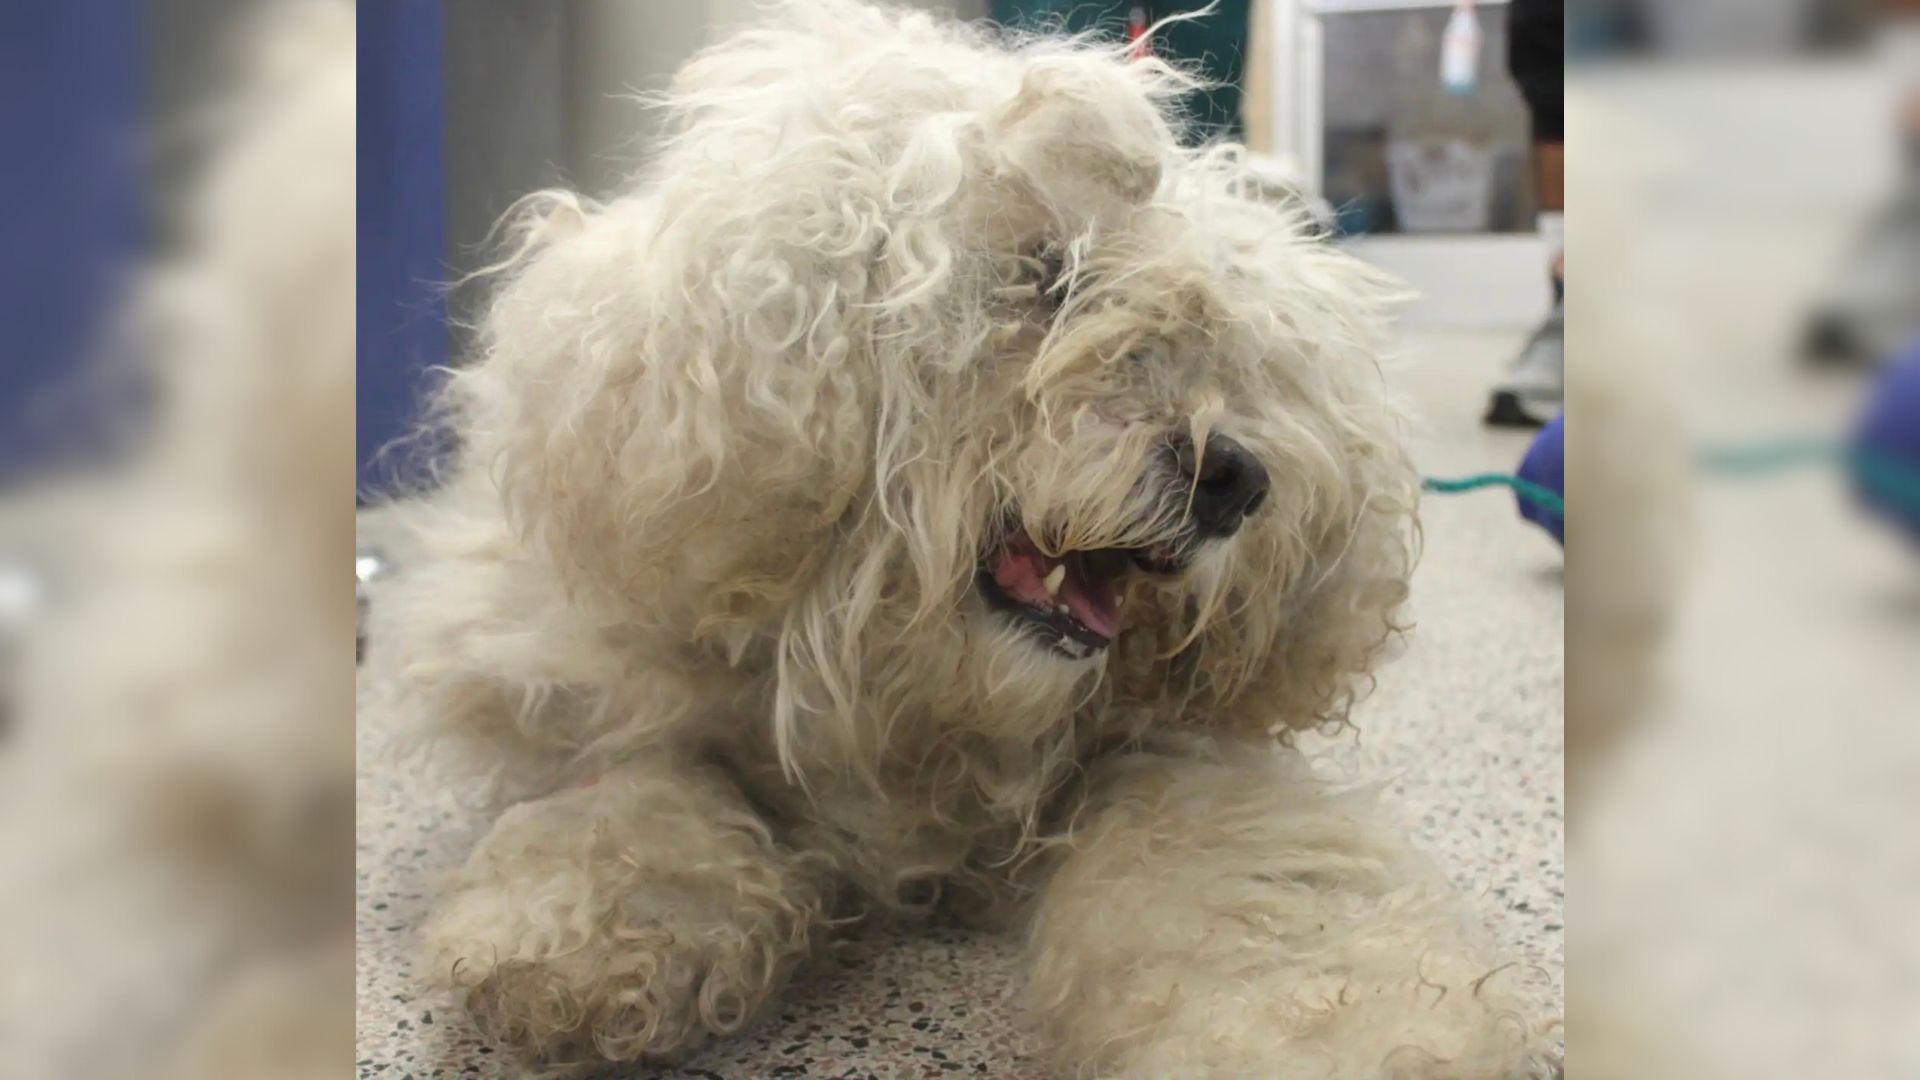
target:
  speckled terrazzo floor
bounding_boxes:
[355,325,1564,1079]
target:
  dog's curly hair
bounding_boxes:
[377,4,1549,1075]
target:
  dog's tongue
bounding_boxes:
[990,539,1043,598]
[990,541,1121,642]
[1059,557,1120,640]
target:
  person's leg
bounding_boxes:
[1486,0,1567,427]
[1536,140,1564,281]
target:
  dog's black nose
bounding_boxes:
[1171,432,1270,538]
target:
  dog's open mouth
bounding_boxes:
[977,531,1187,659]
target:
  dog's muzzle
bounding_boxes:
[975,433,1271,659]
[1170,432,1270,540]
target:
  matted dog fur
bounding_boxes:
[374,3,1557,1076]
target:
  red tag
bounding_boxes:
[1127,3,1153,60]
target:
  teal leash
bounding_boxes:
[1423,439,1920,521]
[1694,437,1843,476]
[1421,472,1566,518]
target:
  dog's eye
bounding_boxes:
[1020,244,1066,314]
[1006,244,1067,311]
[1001,244,1071,319]
[1130,340,1171,369]
[1035,246,1065,297]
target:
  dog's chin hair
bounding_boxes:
[970,609,1110,676]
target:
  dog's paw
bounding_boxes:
[1371,1041,1563,1080]
[1049,967,1558,1080]
[418,763,828,1066]
[431,911,786,1067]
[1302,975,1559,1080]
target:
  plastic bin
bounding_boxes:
[1385,137,1495,233]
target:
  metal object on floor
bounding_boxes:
[356,548,389,665]
[0,560,49,738]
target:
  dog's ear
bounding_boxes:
[448,189,875,646]
[987,54,1177,221]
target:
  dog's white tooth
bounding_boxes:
[1115,593,1126,609]
[1042,565,1066,597]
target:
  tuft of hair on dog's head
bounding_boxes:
[436,0,1419,790]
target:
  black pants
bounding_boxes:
[1508,0,1564,144]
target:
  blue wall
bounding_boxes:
[357,0,448,499]
[0,3,143,486]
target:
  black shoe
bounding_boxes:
[1802,182,1920,368]
[1485,300,1563,428]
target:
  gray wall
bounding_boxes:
[564,0,988,197]
[443,3,571,286]
[443,0,987,333]
[147,0,277,245]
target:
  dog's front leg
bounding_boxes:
[423,756,834,1068]
[1026,745,1556,1079]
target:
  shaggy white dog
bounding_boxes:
[380,4,1555,1075]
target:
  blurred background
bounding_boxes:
[2,3,352,1079]
[1562,3,1920,1079]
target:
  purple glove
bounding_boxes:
[1516,411,1564,545]
[1852,337,1920,541]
